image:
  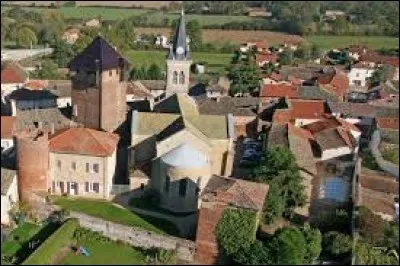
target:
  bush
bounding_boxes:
[358,206,386,245]
[215,208,258,256]
[322,231,352,257]
[275,226,307,265]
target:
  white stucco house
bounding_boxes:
[48,128,119,199]
[1,168,18,225]
[348,62,376,87]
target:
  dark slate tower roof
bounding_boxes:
[68,36,129,71]
[168,9,191,61]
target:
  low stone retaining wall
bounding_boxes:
[370,130,399,179]
[69,211,196,262]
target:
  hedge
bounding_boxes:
[22,219,79,265]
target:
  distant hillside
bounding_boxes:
[1,1,181,9]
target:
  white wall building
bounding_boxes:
[348,63,376,87]
[1,168,18,225]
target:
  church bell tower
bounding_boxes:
[166,9,192,96]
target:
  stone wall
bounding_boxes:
[69,211,196,262]
[369,130,399,179]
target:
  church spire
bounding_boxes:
[168,7,191,61]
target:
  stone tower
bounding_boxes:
[68,36,130,132]
[166,9,192,96]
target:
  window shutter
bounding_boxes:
[85,182,89,192]
[86,163,89,173]
[52,181,56,193]
[67,182,70,194]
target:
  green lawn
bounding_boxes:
[59,238,146,265]
[52,197,179,236]
[305,35,399,50]
[1,223,41,265]
[1,6,257,26]
[125,50,231,73]
[380,145,399,165]
[129,197,196,217]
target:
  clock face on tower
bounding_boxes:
[177,46,184,55]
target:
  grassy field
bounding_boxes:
[305,35,400,50]
[125,50,232,73]
[1,6,257,26]
[59,238,146,265]
[53,197,179,236]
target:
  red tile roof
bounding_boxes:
[256,53,278,64]
[1,116,15,139]
[260,83,299,98]
[255,41,269,49]
[273,109,292,124]
[289,99,327,119]
[1,61,28,84]
[287,123,314,139]
[360,52,399,67]
[318,69,349,99]
[49,127,119,156]
[269,72,282,81]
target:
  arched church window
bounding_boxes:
[173,71,178,84]
[179,71,185,84]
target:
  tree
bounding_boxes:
[32,60,59,79]
[279,50,294,65]
[17,27,37,48]
[301,224,322,264]
[275,226,307,265]
[252,146,306,223]
[186,20,203,51]
[72,34,93,54]
[234,240,278,265]
[332,16,350,35]
[358,206,386,245]
[355,241,399,265]
[322,231,352,257]
[147,63,163,80]
[52,39,75,67]
[37,25,59,46]
[263,182,286,224]
[228,60,260,96]
[382,222,399,253]
[368,65,392,87]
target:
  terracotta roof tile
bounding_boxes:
[1,61,28,84]
[23,80,48,90]
[201,175,268,211]
[49,127,119,156]
[1,116,15,139]
[256,53,278,64]
[260,84,299,98]
[273,109,292,124]
[289,99,328,119]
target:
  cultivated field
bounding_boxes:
[136,27,305,46]
[305,35,400,50]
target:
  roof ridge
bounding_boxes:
[231,181,259,210]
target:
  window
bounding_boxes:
[140,183,145,191]
[356,73,360,77]
[57,160,61,169]
[86,163,90,173]
[93,163,99,173]
[93,183,100,193]
[353,80,361,86]
[179,179,187,197]
[164,175,170,193]
[116,68,119,75]
[60,182,64,193]
[109,70,112,76]
[85,182,100,193]
[173,71,178,84]
[179,71,185,84]
[71,162,76,171]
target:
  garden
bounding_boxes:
[379,142,399,165]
